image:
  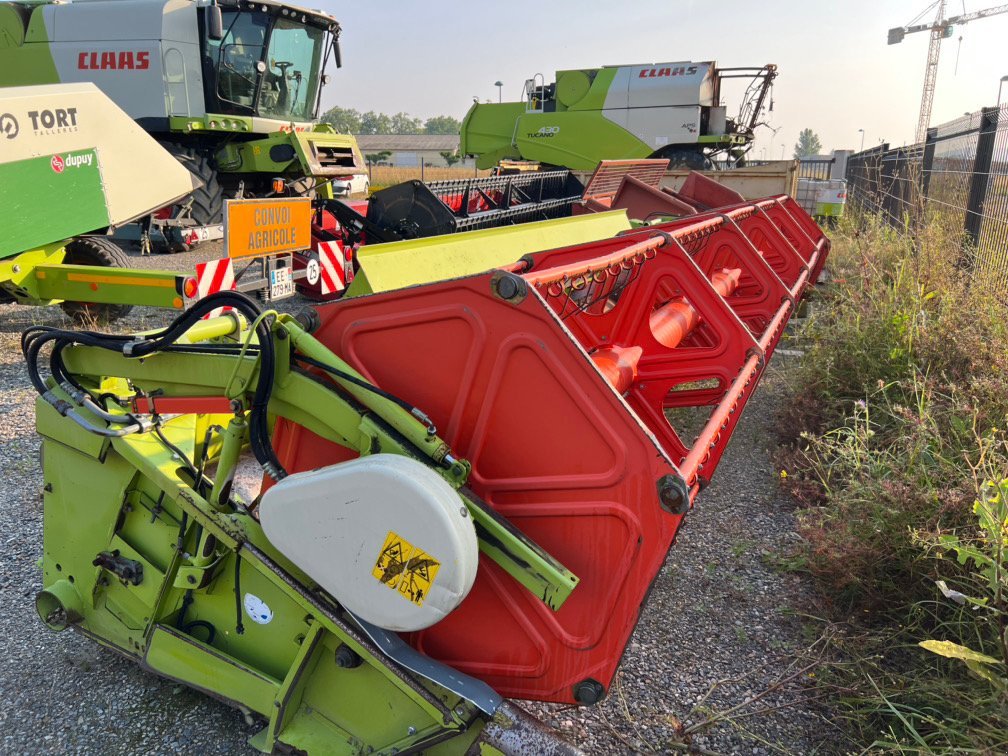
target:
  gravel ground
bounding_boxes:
[0,241,837,754]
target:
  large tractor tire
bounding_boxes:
[60,237,134,322]
[651,146,715,171]
[158,144,225,250]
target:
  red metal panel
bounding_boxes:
[581,159,670,204]
[609,174,697,219]
[676,171,746,209]
[272,276,684,702]
[270,196,830,705]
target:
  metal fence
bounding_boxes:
[798,158,835,180]
[745,157,836,179]
[845,104,1008,287]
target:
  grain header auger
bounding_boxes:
[25,188,829,752]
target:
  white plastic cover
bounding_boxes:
[259,454,478,632]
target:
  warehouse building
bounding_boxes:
[353,134,474,168]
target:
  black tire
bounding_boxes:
[59,237,134,322]
[650,146,714,171]
[161,143,225,228]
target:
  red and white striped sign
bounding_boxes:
[195,258,236,318]
[316,240,353,295]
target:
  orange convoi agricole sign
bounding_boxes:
[224,197,311,259]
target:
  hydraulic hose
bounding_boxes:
[22,291,288,480]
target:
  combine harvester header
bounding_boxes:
[24,172,829,750]
[276,191,828,703]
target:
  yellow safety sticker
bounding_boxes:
[372,531,441,607]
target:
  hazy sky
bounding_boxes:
[315,1,1008,155]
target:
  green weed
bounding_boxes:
[777,209,1008,749]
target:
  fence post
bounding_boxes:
[921,126,936,200]
[964,106,999,250]
[877,143,896,225]
[908,131,935,236]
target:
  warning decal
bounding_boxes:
[371,530,441,607]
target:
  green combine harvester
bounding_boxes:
[461,61,776,171]
[0,0,364,237]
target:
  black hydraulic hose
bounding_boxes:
[294,354,437,433]
[233,553,245,636]
[295,355,416,415]
[21,291,287,480]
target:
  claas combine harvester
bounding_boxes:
[25,149,829,750]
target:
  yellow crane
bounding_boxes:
[888,1,1008,142]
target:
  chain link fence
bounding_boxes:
[846,105,1008,291]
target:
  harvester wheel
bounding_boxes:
[160,143,225,231]
[59,237,134,322]
[651,146,714,171]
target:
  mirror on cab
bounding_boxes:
[208,4,224,41]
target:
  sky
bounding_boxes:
[312,0,1008,156]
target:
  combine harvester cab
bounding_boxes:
[26,159,829,751]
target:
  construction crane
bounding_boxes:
[888,1,1008,142]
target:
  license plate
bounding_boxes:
[269,267,294,299]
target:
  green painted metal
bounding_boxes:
[462,491,579,611]
[168,113,256,135]
[0,4,59,85]
[175,313,247,345]
[1,244,188,310]
[347,211,632,296]
[0,149,109,258]
[209,416,246,510]
[460,63,764,171]
[34,309,584,751]
[558,67,618,111]
[215,133,301,174]
[461,105,653,171]
[458,102,528,168]
[0,243,63,300]
[29,262,188,309]
[38,402,489,752]
[146,624,283,713]
[212,126,362,181]
[696,134,748,145]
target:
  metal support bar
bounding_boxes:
[964,106,999,249]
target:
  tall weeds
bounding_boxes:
[779,211,1008,750]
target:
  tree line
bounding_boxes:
[320,106,461,136]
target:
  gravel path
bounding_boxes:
[524,366,840,754]
[0,241,836,754]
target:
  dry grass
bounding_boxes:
[367,165,492,190]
